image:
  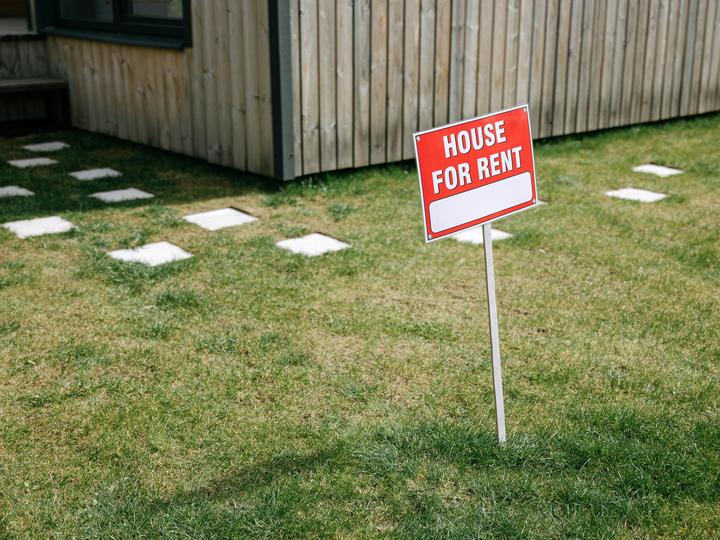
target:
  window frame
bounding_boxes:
[44,0,191,47]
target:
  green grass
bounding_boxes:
[1,115,720,538]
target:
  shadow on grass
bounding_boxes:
[79,404,720,538]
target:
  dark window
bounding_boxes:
[49,0,190,43]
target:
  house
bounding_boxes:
[1,1,719,180]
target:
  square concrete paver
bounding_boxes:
[183,208,257,231]
[70,168,122,181]
[632,164,683,177]
[453,227,513,245]
[91,188,154,203]
[22,141,69,152]
[605,187,667,203]
[3,216,74,238]
[108,241,192,267]
[276,233,350,256]
[8,157,58,168]
[0,186,34,198]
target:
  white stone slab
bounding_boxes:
[605,187,667,203]
[183,207,257,231]
[108,241,192,267]
[276,233,350,257]
[70,168,122,181]
[453,227,513,245]
[0,186,34,198]
[90,188,154,203]
[8,157,57,168]
[3,216,74,238]
[22,141,69,152]
[632,164,683,177]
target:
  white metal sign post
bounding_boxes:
[413,105,538,444]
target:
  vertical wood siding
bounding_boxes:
[44,1,274,176]
[0,37,49,122]
[292,0,720,176]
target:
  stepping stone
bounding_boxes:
[22,141,69,152]
[108,241,192,267]
[70,168,122,181]
[3,216,74,239]
[276,233,350,257]
[605,187,667,203]
[8,157,57,168]
[0,186,34,198]
[632,164,683,177]
[183,208,257,231]
[90,188,154,203]
[453,227,513,245]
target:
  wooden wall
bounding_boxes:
[45,0,275,176]
[291,0,720,177]
[0,37,49,122]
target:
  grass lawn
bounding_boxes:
[1,114,719,538]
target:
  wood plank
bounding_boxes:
[475,0,494,116]
[515,0,533,107]
[640,0,658,122]
[181,48,194,156]
[551,0,570,135]
[110,45,127,139]
[671,0,690,118]
[564,0,583,133]
[649,0,669,120]
[503,0,519,108]
[576,0,596,132]
[529,0,547,135]
[708,0,720,110]
[679,0,698,116]
[402,0,420,159]
[354,0,371,166]
[619,0,637,125]
[202,0,221,163]
[660,0,680,119]
[448,0,466,122]
[688,0,708,114]
[597,0,616,129]
[461,0,480,118]
[540,0,559,137]
[630,0,649,123]
[256,2,274,176]
[386,0,405,161]
[490,0,506,112]
[229,0,247,170]
[336,0,354,169]
[586,0,606,131]
[418,0,436,131]
[370,0,387,164]
[243,0,264,173]
[608,0,627,127]
[320,0,338,170]
[434,0,452,125]
[214,0,233,166]
[698,0,716,113]
[290,0,303,175]
[190,0,206,158]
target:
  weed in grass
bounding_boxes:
[341,383,378,403]
[55,341,110,367]
[196,332,242,355]
[0,320,20,336]
[276,350,309,367]
[327,203,357,221]
[155,288,204,310]
[137,205,182,228]
[131,314,176,340]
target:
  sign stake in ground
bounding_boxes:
[413,105,538,444]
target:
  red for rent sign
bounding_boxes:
[414,105,538,242]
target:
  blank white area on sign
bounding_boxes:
[70,168,122,181]
[0,186,34,198]
[22,142,69,152]
[453,227,513,245]
[276,233,350,257]
[429,172,533,234]
[183,208,257,231]
[632,164,683,177]
[108,241,192,267]
[8,157,58,168]
[91,188,154,203]
[605,187,667,203]
[3,216,74,238]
